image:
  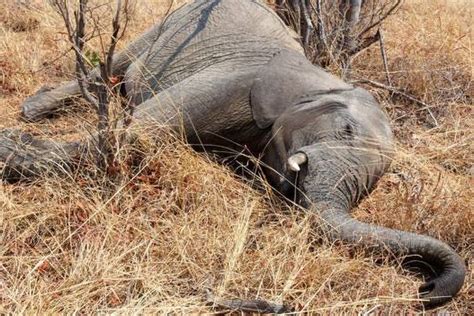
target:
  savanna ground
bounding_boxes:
[0,0,472,314]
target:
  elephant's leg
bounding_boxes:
[20,51,137,122]
[127,67,256,141]
[0,129,82,181]
[21,80,83,121]
[3,68,251,181]
[20,21,168,122]
[2,78,192,181]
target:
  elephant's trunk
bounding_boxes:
[316,203,466,307]
[297,145,466,307]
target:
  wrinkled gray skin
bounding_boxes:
[2,0,465,308]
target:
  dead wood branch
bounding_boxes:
[205,288,292,314]
[354,78,439,126]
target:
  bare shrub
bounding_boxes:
[273,0,402,72]
[49,0,133,171]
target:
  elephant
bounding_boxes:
[0,0,466,309]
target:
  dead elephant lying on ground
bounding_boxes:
[0,0,466,310]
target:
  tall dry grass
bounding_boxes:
[0,0,472,314]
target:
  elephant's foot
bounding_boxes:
[0,129,81,181]
[21,85,54,121]
[21,80,82,121]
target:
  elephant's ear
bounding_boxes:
[250,49,352,129]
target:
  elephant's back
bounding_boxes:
[157,0,302,56]
[125,0,302,100]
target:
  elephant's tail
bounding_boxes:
[318,204,466,308]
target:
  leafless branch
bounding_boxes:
[348,28,380,57]
[106,0,122,78]
[359,0,402,36]
[377,28,392,86]
[354,78,438,126]
[341,0,362,53]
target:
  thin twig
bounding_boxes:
[359,0,402,36]
[354,78,438,126]
[377,28,392,86]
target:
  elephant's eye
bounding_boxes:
[343,123,354,138]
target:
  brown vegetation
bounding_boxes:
[0,0,472,313]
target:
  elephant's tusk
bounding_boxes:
[287,152,307,172]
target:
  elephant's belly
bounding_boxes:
[186,96,268,154]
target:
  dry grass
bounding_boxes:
[0,0,472,314]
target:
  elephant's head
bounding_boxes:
[251,49,466,307]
